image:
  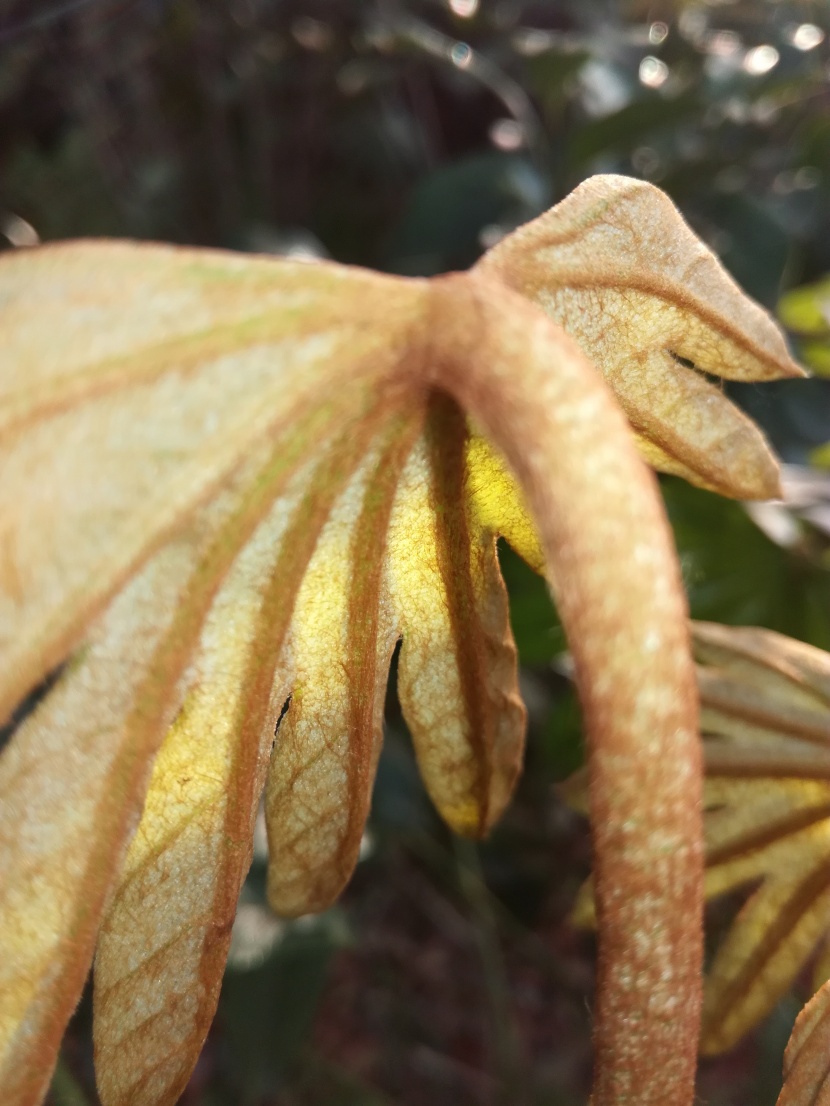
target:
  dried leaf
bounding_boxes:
[477,174,803,500]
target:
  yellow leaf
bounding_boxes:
[690,622,830,1055]
[0,241,426,727]
[92,417,390,1106]
[265,412,423,917]
[1,174,797,1105]
[477,174,804,500]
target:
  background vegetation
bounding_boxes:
[3,0,830,1102]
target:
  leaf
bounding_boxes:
[0,241,425,727]
[662,476,830,651]
[564,621,830,1052]
[476,174,804,500]
[92,420,387,1106]
[0,242,425,1106]
[778,979,830,1106]
[778,276,830,377]
[3,175,787,1106]
[265,412,425,917]
[779,279,830,337]
[691,621,830,1055]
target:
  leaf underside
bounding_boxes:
[0,244,541,1106]
[692,622,830,1056]
[3,171,801,1106]
[477,173,803,500]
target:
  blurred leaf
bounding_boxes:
[800,341,830,377]
[778,277,830,377]
[219,913,349,1104]
[567,94,700,170]
[498,543,563,668]
[663,477,830,649]
[779,279,830,338]
[693,622,830,1054]
[384,153,545,275]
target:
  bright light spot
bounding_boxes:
[449,0,479,17]
[489,117,524,150]
[743,44,780,75]
[358,830,374,861]
[450,41,473,68]
[791,23,825,51]
[479,224,507,249]
[579,59,632,117]
[285,244,323,261]
[2,213,39,248]
[291,16,333,51]
[706,30,741,57]
[639,56,669,88]
[512,28,555,56]
[649,21,669,46]
[228,903,284,970]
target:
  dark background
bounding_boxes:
[5,1,830,1103]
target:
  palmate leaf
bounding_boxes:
[778,275,830,378]
[693,622,830,1056]
[778,978,830,1105]
[0,175,801,1106]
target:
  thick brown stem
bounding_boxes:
[429,273,703,1106]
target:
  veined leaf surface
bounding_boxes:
[477,174,803,499]
[3,173,797,1106]
[693,621,830,1055]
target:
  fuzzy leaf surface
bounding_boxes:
[693,622,830,1055]
[0,186,757,1106]
[477,174,803,500]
